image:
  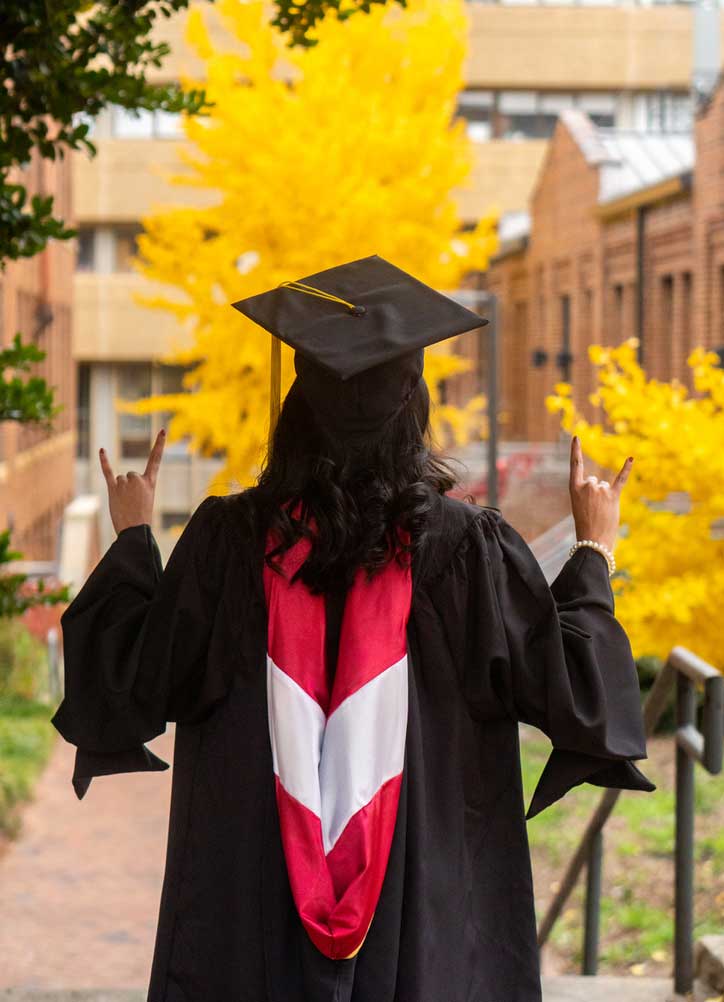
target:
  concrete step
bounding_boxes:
[542,975,713,1002]
[0,979,715,1002]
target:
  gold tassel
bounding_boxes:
[269,335,282,447]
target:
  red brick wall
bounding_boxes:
[692,77,724,360]
[0,150,76,561]
[481,94,724,442]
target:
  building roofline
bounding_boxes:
[489,234,529,263]
[595,170,693,217]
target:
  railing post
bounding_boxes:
[535,644,722,996]
[674,671,696,996]
[582,827,603,975]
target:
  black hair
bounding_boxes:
[249,379,458,594]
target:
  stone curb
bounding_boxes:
[695,934,724,994]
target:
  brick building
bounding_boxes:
[0,151,75,560]
[484,74,724,443]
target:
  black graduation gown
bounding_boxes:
[50,490,656,1002]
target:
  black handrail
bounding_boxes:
[536,646,723,995]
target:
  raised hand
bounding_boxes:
[99,429,166,535]
[568,435,633,552]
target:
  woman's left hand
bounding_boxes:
[99,429,166,535]
[569,434,633,552]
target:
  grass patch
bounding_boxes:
[0,614,58,841]
[0,696,56,836]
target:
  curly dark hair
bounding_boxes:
[249,378,459,594]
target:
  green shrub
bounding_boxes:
[0,697,55,837]
[0,619,57,837]
[0,618,50,702]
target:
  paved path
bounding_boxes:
[0,728,175,991]
[0,978,708,1002]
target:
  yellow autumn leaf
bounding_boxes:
[547,342,724,670]
[125,0,499,487]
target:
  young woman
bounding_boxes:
[52,258,655,1002]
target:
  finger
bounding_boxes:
[598,480,610,489]
[585,475,598,486]
[144,428,166,485]
[569,435,585,489]
[99,448,115,489]
[613,455,634,493]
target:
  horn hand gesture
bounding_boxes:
[99,429,166,535]
[569,434,633,553]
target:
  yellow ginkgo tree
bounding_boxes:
[546,339,724,669]
[125,0,499,491]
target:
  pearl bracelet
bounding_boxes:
[568,539,616,576]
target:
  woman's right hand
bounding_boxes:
[568,435,633,552]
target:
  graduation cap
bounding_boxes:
[231,254,488,439]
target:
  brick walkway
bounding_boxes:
[0,728,175,991]
[0,976,703,1002]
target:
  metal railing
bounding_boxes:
[536,646,723,995]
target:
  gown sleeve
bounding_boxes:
[463,509,656,820]
[50,494,232,801]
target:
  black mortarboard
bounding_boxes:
[231,254,488,437]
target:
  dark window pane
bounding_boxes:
[114,224,144,272]
[77,228,95,271]
[161,511,191,531]
[118,363,152,459]
[154,363,192,458]
[500,112,557,139]
[77,362,91,459]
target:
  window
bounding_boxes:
[577,92,616,127]
[117,364,153,459]
[114,224,144,272]
[539,93,574,114]
[77,227,95,271]
[558,294,573,382]
[155,363,192,459]
[111,106,183,139]
[161,511,192,531]
[77,363,91,459]
[454,89,626,140]
[496,91,573,140]
[71,111,96,139]
[112,107,155,139]
[114,363,194,462]
[155,110,183,138]
[682,271,692,381]
[456,91,494,141]
[645,91,692,132]
[660,274,674,379]
[613,283,625,335]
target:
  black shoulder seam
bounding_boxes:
[423,507,497,586]
[195,493,227,534]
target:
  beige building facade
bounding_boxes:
[72,0,717,551]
